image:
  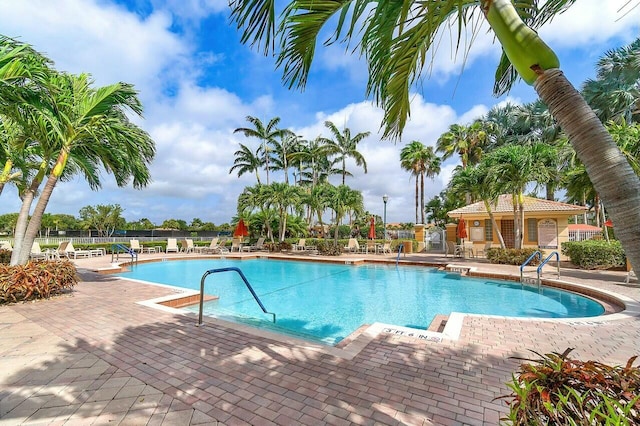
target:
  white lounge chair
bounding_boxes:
[165,238,179,253]
[180,239,196,253]
[242,237,266,252]
[30,242,48,260]
[230,237,242,252]
[476,242,492,258]
[445,241,462,258]
[0,240,12,251]
[130,239,144,253]
[343,238,359,253]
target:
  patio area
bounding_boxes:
[1,250,639,425]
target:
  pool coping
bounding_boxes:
[104,255,640,359]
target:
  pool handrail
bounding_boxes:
[395,243,404,266]
[538,251,560,282]
[111,243,137,264]
[198,267,276,326]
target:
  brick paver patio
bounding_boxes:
[1,251,638,425]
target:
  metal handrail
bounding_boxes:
[198,267,276,326]
[538,251,560,281]
[395,243,404,266]
[519,250,541,282]
[111,243,137,264]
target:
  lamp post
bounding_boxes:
[383,194,388,240]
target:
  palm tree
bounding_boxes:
[449,164,506,248]
[326,184,364,245]
[271,131,298,184]
[230,0,640,272]
[10,71,155,265]
[400,141,441,224]
[263,182,303,241]
[237,184,276,242]
[229,143,263,184]
[234,116,288,185]
[322,121,370,185]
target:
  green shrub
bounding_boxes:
[315,240,343,256]
[497,348,640,425]
[0,260,79,304]
[0,249,10,265]
[562,240,626,270]
[486,247,540,265]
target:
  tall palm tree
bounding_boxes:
[322,121,370,185]
[234,116,288,185]
[230,0,640,272]
[10,72,155,265]
[229,143,263,184]
[400,141,441,224]
[237,184,276,242]
[271,131,297,184]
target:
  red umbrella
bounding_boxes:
[368,217,376,239]
[233,219,249,237]
[604,219,614,228]
[457,218,467,241]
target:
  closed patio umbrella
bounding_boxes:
[457,218,467,242]
[368,217,376,239]
[234,219,249,237]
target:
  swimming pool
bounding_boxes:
[117,259,605,345]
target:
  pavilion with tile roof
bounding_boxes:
[447,194,587,258]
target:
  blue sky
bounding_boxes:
[0,0,638,226]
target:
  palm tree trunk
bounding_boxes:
[16,173,59,264]
[594,194,601,227]
[420,172,425,224]
[414,175,419,223]
[535,69,640,272]
[9,174,43,265]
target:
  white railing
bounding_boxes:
[568,230,603,242]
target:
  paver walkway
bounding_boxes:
[1,252,639,425]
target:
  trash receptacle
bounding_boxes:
[402,241,413,254]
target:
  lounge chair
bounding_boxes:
[130,239,144,253]
[463,241,475,258]
[202,238,230,254]
[60,242,91,259]
[445,241,462,258]
[230,237,242,252]
[180,239,196,253]
[343,238,359,253]
[242,237,266,252]
[378,241,392,254]
[0,240,12,251]
[361,240,377,254]
[30,242,48,260]
[625,269,636,284]
[165,238,179,253]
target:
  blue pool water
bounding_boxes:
[117,259,604,345]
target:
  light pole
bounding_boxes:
[383,194,388,240]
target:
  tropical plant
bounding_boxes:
[325,184,364,245]
[7,68,155,265]
[448,164,506,248]
[322,121,370,185]
[436,122,487,170]
[229,143,263,184]
[263,182,303,241]
[234,116,288,185]
[229,0,640,274]
[271,131,298,184]
[78,204,125,237]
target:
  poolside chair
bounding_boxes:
[55,241,90,259]
[445,241,462,258]
[165,238,179,253]
[29,242,48,260]
[242,237,266,252]
[343,238,359,253]
[361,240,377,254]
[230,237,242,252]
[625,269,636,284]
[204,238,230,254]
[463,241,475,258]
[379,241,392,254]
[180,239,196,254]
[476,242,492,258]
[293,238,306,251]
[129,239,144,253]
[0,240,12,251]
